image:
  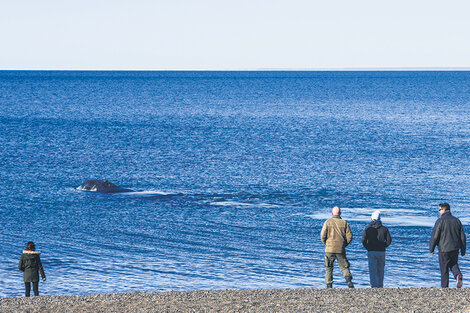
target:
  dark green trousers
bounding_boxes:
[324,253,352,285]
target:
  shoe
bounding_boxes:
[326,283,333,289]
[457,274,463,288]
[347,280,354,288]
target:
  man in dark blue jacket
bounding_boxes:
[430,203,466,288]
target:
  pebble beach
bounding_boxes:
[1,288,470,313]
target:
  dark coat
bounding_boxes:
[430,211,466,255]
[18,251,46,282]
[362,220,392,252]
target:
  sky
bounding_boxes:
[1,0,470,70]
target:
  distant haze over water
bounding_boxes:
[0,71,469,296]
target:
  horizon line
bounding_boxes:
[2,67,470,71]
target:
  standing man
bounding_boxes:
[430,203,466,288]
[321,206,354,288]
[362,210,392,288]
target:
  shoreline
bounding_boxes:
[1,287,469,312]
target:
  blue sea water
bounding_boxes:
[1,71,469,297]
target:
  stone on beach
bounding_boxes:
[1,287,470,312]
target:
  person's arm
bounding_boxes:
[460,222,466,256]
[321,222,328,245]
[18,254,24,271]
[345,223,353,246]
[361,227,368,249]
[430,219,441,253]
[385,228,392,248]
[38,256,46,281]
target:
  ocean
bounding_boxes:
[1,71,469,297]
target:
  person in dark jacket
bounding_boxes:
[18,242,46,297]
[361,210,392,288]
[430,203,466,288]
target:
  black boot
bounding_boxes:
[346,278,354,288]
[326,283,333,289]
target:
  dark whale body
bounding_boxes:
[77,179,134,193]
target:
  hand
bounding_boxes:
[43,278,46,282]
[430,251,434,254]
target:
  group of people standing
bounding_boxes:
[321,206,391,288]
[17,203,466,297]
[321,203,466,289]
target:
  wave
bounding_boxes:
[307,207,438,227]
[119,191,183,197]
[73,187,183,197]
[210,201,280,208]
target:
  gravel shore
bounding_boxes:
[1,288,469,313]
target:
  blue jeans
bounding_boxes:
[368,251,385,288]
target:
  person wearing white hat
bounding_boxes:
[361,210,392,288]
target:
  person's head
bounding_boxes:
[332,206,341,216]
[371,210,381,221]
[439,203,450,215]
[25,241,35,251]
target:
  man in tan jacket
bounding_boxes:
[321,206,354,288]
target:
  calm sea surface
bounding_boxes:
[1,71,469,296]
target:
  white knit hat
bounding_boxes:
[371,210,381,221]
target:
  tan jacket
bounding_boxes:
[321,215,353,253]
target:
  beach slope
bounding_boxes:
[1,288,469,312]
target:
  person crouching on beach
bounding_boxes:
[18,241,46,297]
[430,203,466,288]
[321,206,354,288]
[361,210,392,288]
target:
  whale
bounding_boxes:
[77,179,134,193]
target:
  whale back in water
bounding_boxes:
[77,179,134,193]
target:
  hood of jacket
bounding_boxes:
[370,220,383,229]
[23,250,40,254]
